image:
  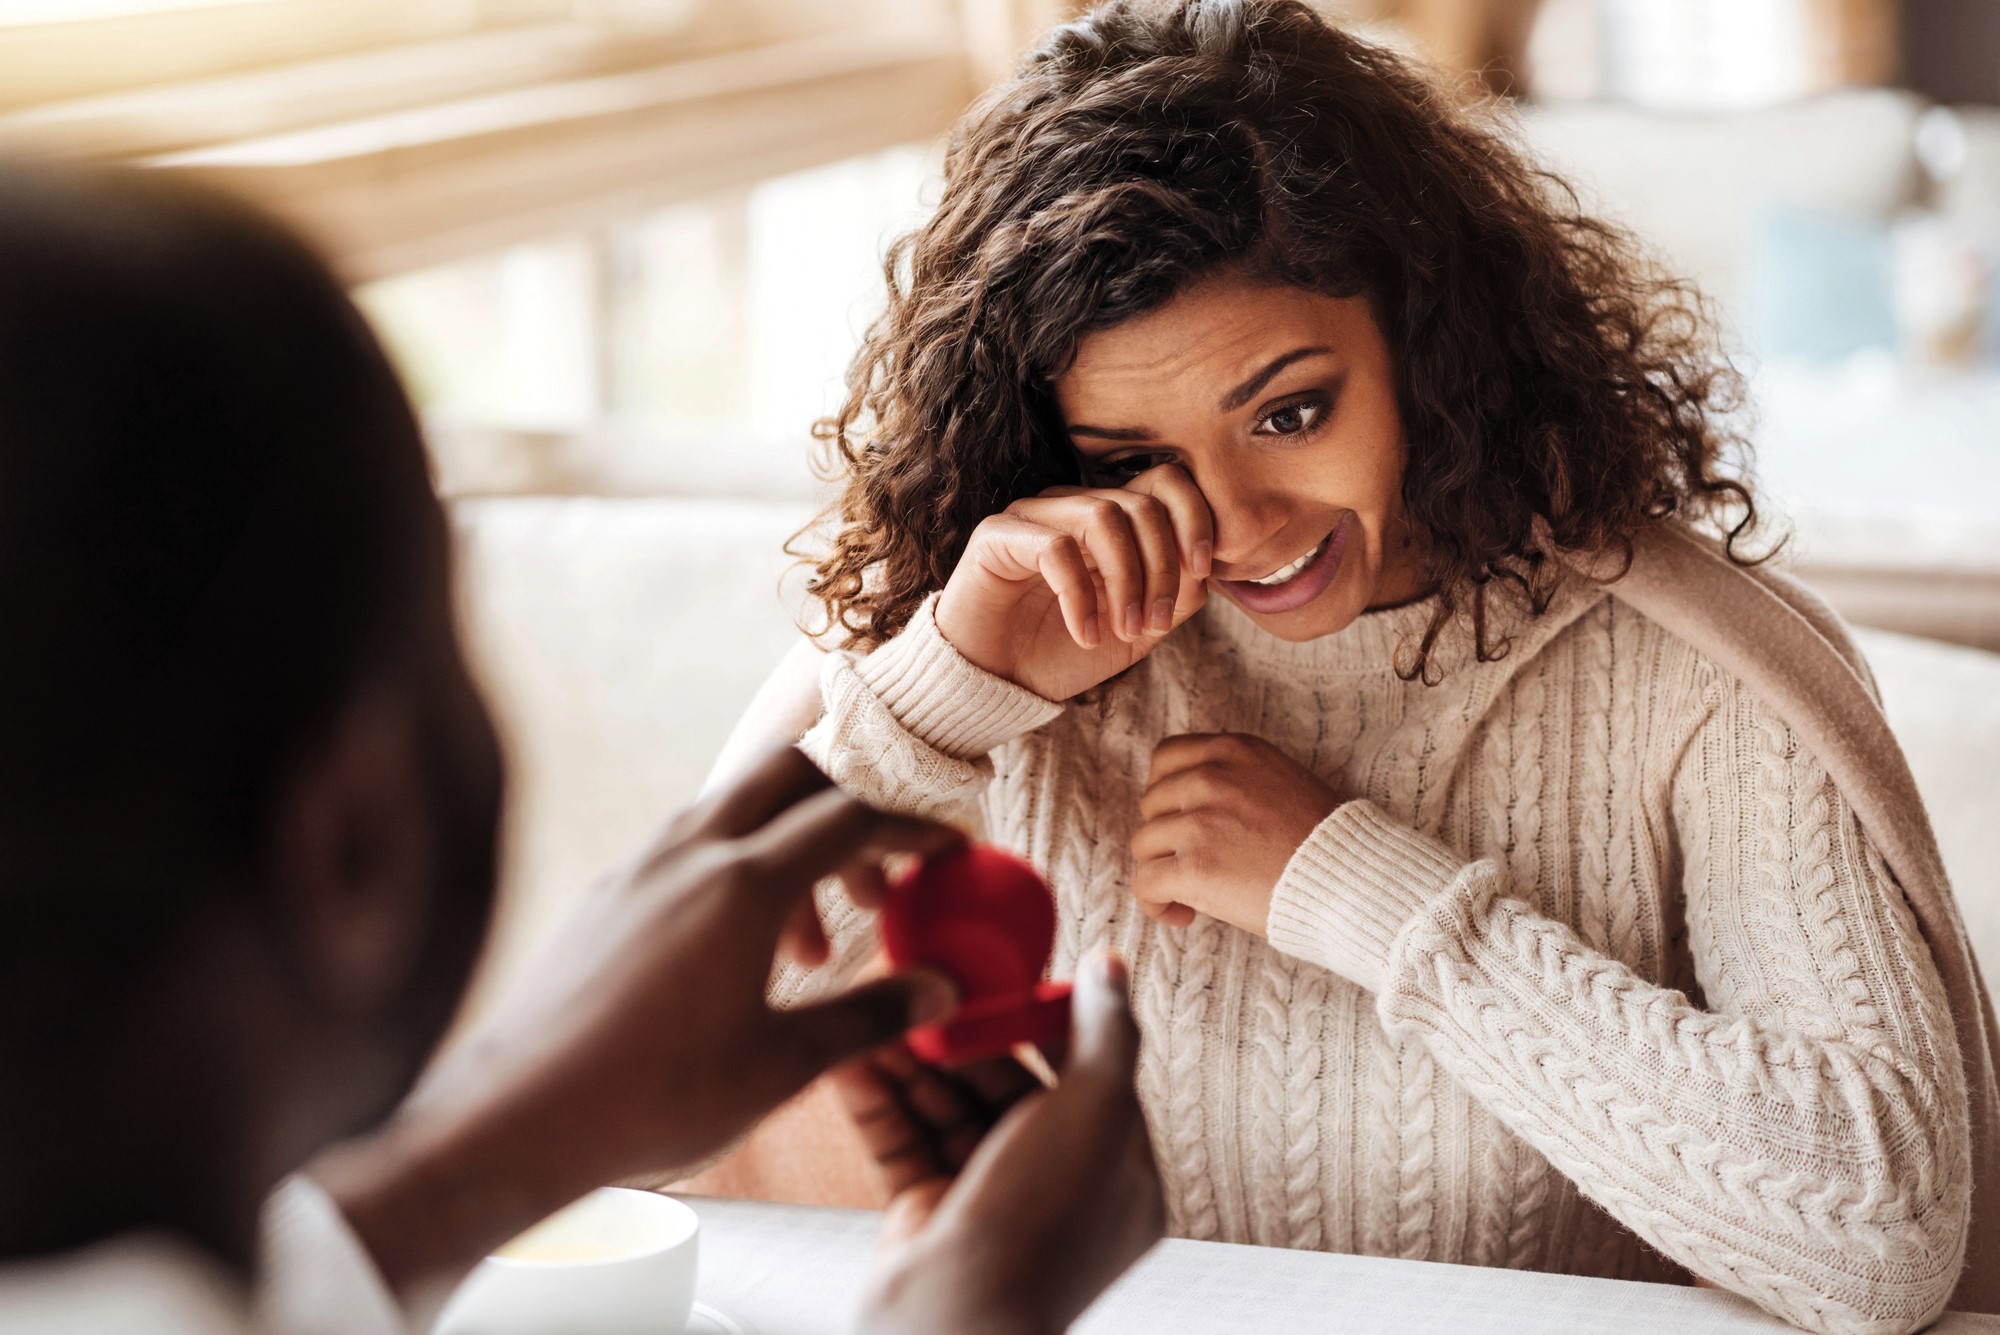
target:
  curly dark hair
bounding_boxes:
[803,0,1763,677]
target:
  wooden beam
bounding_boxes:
[0,0,568,114]
[0,23,678,160]
[155,26,977,281]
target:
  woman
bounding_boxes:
[749,2,1988,1328]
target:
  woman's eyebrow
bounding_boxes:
[1219,346,1333,411]
[1067,345,1334,443]
[1068,423,1157,442]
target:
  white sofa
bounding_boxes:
[1519,89,1930,328]
[1518,90,2000,653]
[453,494,2000,990]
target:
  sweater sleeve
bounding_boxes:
[1264,681,1970,1335]
[772,594,1065,1009]
[797,593,1064,825]
[256,1175,410,1335]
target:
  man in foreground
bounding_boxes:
[0,159,1161,1333]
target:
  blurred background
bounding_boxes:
[3,0,1998,998]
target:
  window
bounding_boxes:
[0,0,1033,495]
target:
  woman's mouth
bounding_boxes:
[1215,515,1350,615]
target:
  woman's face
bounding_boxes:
[1053,272,1424,642]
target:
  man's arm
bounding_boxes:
[307,747,959,1300]
[837,953,1166,1335]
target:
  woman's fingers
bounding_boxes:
[971,513,1106,649]
[1129,464,1215,582]
[1118,491,1184,636]
[1034,529,1106,650]
[981,474,1211,655]
[1131,812,1204,926]
[1146,732,1235,784]
[1014,493,1152,642]
[1132,888,1197,927]
[1130,810,1206,866]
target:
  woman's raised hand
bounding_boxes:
[934,463,1212,701]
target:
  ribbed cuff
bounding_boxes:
[855,595,1065,762]
[1265,800,1464,993]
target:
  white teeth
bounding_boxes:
[1247,536,1328,586]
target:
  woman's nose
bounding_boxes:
[1196,467,1287,569]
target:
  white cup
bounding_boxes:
[432,1188,700,1335]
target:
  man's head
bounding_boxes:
[0,161,504,1263]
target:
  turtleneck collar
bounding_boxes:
[1192,573,1604,681]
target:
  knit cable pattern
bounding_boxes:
[1380,866,1968,1334]
[790,586,1967,1333]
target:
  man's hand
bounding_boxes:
[840,953,1164,1335]
[1130,732,1340,935]
[312,747,963,1299]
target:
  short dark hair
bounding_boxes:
[0,160,440,988]
[806,0,1762,677]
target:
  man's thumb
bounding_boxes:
[780,969,959,1076]
[1065,951,1139,1085]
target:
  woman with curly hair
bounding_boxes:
[733,1,1997,1327]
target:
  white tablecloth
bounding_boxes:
[678,1194,2000,1335]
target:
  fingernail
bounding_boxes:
[907,968,958,1025]
[1081,613,1099,647]
[1191,540,1213,578]
[1149,597,1174,633]
[1123,603,1143,640]
[1094,950,1130,992]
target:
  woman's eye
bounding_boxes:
[1257,400,1322,437]
[1096,452,1169,481]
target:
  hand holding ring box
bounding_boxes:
[880,845,1072,1066]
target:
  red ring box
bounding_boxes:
[880,845,1073,1066]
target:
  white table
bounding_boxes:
[679,1195,2000,1335]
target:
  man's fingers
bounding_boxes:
[896,1056,987,1135]
[830,1048,948,1198]
[738,788,964,912]
[777,970,959,1085]
[1064,952,1141,1090]
[880,1179,952,1249]
[841,860,892,911]
[778,895,830,966]
[952,1052,1045,1114]
[695,745,831,839]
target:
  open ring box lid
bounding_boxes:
[880,845,1072,1065]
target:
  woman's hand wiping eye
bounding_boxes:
[934,462,1212,702]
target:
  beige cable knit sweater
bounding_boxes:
[784,567,1971,1334]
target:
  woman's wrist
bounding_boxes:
[1264,800,1459,992]
[853,594,1065,761]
